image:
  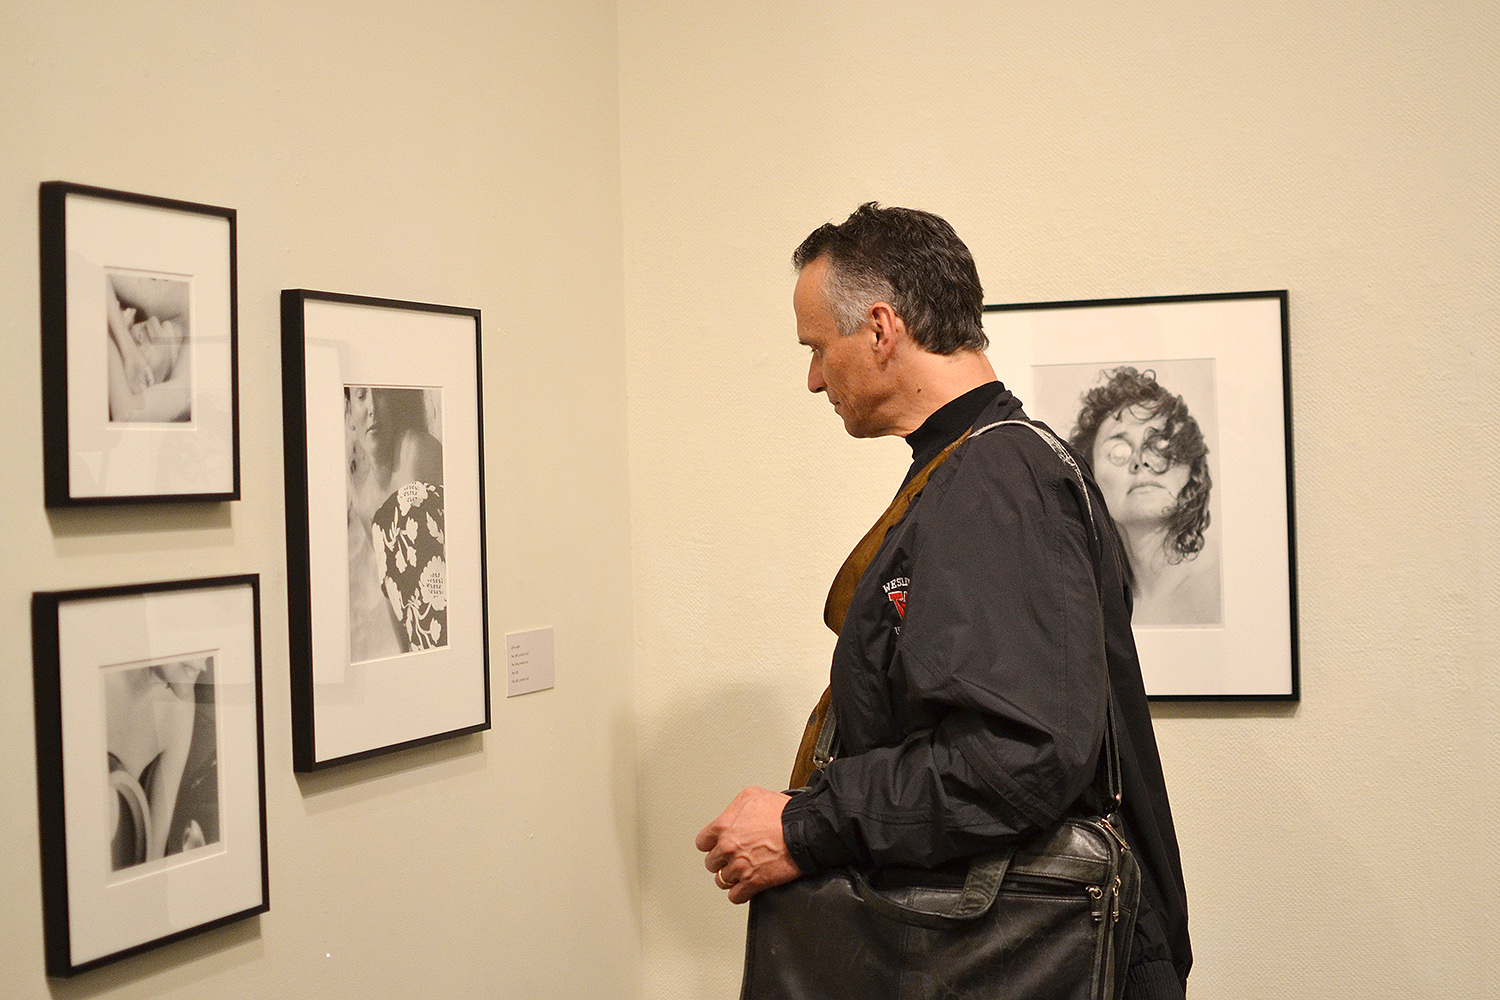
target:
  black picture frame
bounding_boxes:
[40,182,240,506]
[984,291,1299,700]
[282,289,491,770]
[32,575,268,976]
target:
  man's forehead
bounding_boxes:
[792,263,818,303]
[793,262,833,340]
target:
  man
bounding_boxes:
[696,203,1191,998]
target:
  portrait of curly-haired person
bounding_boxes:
[1045,362,1222,627]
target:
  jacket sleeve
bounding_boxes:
[782,432,1109,874]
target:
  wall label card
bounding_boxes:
[506,628,554,697]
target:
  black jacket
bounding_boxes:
[781,385,1191,990]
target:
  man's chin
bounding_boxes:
[840,418,877,439]
[832,406,888,439]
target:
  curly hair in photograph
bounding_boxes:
[1068,366,1212,562]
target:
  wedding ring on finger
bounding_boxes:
[715,870,732,889]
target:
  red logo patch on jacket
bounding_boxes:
[883,577,910,618]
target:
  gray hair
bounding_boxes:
[792,202,987,354]
[820,267,895,338]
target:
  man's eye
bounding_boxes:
[1105,440,1133,466]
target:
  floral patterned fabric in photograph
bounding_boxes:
[372,482,448,650]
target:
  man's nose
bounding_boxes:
[808,357,826,394]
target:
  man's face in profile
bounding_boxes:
[794,256,894,439]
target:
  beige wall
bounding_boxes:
[621,3,1496,999]
[3,1,1496,998]
[2,2,639,998]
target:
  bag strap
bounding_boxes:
[788,430,970,789]
[787,687,833,791]
[787,417,1129,919]
[823,430,971,633]
[971,419,1122,812]
[847,853,1015,929]
[874,419,1124,921]
[789,418,1123,812]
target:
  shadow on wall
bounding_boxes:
[41,917,262,1000]
[613,704,644,927]
[293,732,487,813]
[637,681,799,993]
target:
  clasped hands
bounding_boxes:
[696,786,801,904]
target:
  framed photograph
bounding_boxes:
[32,575,268,976]
[984,291,1298,700]
[282,290,491,770]
[39,182,239,506]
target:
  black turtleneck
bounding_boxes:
[900,381,1012,487]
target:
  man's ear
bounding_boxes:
[867,302,905,362]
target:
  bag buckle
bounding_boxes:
[812,704,839,769]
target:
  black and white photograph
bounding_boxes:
[283,290,489,770]
[984,291,1298,700]
[1032,359,1223,628]
[40,182,239,505]
[33,576,267,977]
[105,271,193,424]
[105,654,219,874]
[345,385,448,662]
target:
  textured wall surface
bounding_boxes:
[620,3,1497,998]
[1,3,640,998]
